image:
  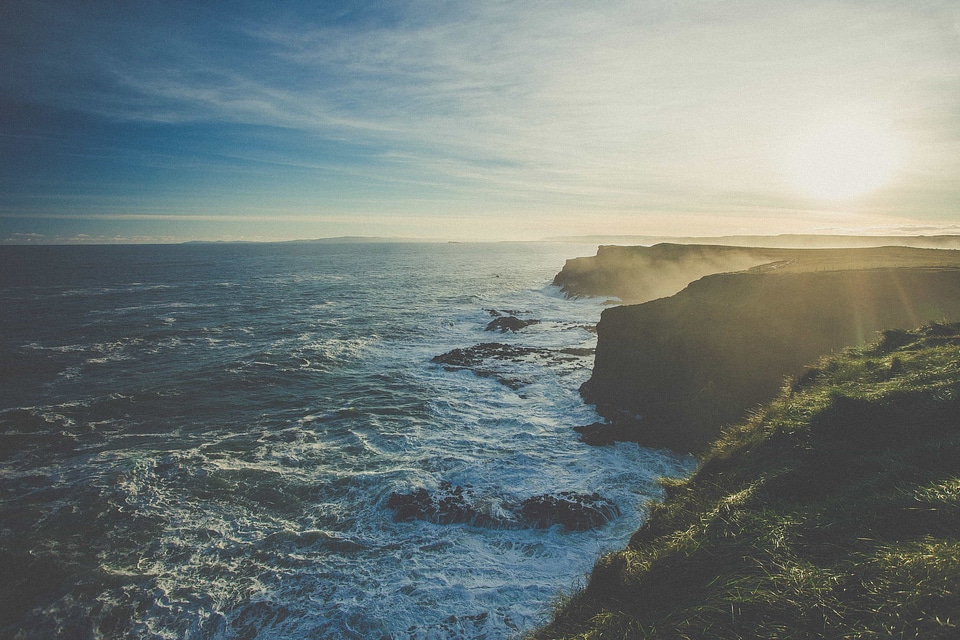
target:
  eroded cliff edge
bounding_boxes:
[562,244,960,453]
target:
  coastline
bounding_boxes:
[557,244,960,453]
[536,322,960,639]
[533,243,960,638]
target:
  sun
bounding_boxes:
[786,121,901,202]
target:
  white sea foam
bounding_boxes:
[0,242,694,639]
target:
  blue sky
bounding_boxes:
[2,0,959,243]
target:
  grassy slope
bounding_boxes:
[535,323,960,639]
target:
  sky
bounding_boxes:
[1,0,959,243]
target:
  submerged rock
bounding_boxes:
[386,482,502,528]
[519,492,621,531]
[573,422,644,447]
[485,316,541,333]
[430,343,543,389]
[386,483,620,531]
[431,342,593,390]
[432,342,544,368]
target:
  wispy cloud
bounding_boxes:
[186,3,960,202]
[3,0,959,239]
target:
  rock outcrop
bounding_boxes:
[517,492,620,531]
[386,482,620,531]
[485,315,541,333]
[554,243,784,303]
[432,343,593,390]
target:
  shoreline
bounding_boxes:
[532,244,960,638]
[556,244,960,453]
[536,321,960,639]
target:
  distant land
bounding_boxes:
[180,236,568,245]
[182,236,435,245]
[285,236,438,244]
[8,233,960,247]
[545,233,960,249]
[197,234,960,248]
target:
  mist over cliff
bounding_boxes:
[559,244,960,452]
[554,243,960,303]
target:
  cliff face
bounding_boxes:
[581,267,960,453]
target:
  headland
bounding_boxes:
[534,242,960,638]
[536,322,960,638]
[557,244,960,453]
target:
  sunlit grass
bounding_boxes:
[533,323,960,639]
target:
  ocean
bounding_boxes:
[0,242,692,639]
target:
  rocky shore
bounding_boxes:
[387,482,620,531]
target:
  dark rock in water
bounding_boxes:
[559,347,595,357]
[431,343,550,389]
[485,316,541,333]
[386,482,502,528]
[386,483,619,531]
[386,486,434,521]
[519,492,621,531]
[575,422,618,446]
[432,342,542,368]
[431,341,595,389]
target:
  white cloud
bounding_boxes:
[228,2,959,204]
[6,0,960,236]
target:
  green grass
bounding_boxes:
[534,323,960,639]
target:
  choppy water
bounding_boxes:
[0,242,692,639]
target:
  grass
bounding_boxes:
[533,322,960,639]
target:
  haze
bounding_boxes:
[2,1,959,244]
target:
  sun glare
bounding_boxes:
[787,121,901,202]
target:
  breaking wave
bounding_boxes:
[0,242,693,639]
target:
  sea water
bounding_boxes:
[0,242,693,639]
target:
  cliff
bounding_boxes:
[554,243,960,303]
[582,267,960,453]
[553,243,788,303]
[535,323,960,639]
[567,245,960,453]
